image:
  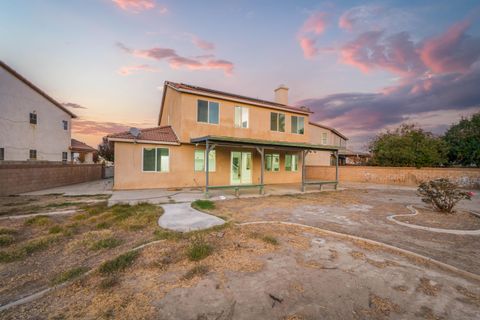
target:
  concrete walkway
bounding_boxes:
[158,203,225,232]
[22,179,113,196]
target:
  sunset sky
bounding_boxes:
[1,0,479,150]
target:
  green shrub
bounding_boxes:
[25,215,51,226]
[186,235,213,261]
[52,266,89,285]
[183,265,209,280]
[99,251,139,275]
[90,237,123,251]
[192,200,215,210]
[49,225,64,234]
[0,234,15,247]
[418,178,473,213]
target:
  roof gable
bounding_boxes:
[108,126,180,145]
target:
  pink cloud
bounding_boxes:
[111,0,156,12]
[190,35,215,51]
[117,42,234,75]
[297,11,328,59]
[420,20,480,74]
[298,36,318,59]
[118,64,161,75]
[301,12,328,34]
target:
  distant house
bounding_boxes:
[109,81,347,192]
[70,139,97,164]
[0,60,76,162]
[306,122,348,166]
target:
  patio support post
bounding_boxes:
[205,140,209,197]
[301,150,306,192]
[256,147,265,195]
[334,150,339,190]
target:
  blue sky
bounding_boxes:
[1,0,479,150]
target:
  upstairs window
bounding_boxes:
[0,148,4,161]
[291,116,305,134]
[62,152,68,163]
[265,154,280,172]
[197,100,219,124]
[143,148,169,172]
[29,113,37,124]
[194,150,216,172]
[285,154,298,172]
[234,106,249,128]
[270,112,285,132]
[62,120,68,130]
[322,133,328,145]
[29,149,37,160]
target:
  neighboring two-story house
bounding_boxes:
[0,61,76,162]
[109,81,345,192]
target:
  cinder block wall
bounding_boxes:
[306,166,480,189]
[0,162,103,196]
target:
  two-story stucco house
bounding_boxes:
[0,61,76,162]
[109,81,347,193]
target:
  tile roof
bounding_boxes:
[0,60,76,118]
[70,139,97,152]
[165,81,312,114]
[108,126,180,144]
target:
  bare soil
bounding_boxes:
[396,207,480,230]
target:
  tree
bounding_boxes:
[443,112,480,167]
[368,124,447,167]
[98,137,114,162]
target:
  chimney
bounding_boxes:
[274,84,289,105]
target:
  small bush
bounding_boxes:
[90,237,123,251]
[192,200,215,210]
[25,215,51,226]
[49,225,64,234]
[262,235,279,246]
[183,265,209,280]
[186,235,213,261]
[99,250,139,275]
[52,266,89,285]
[0,228,17,235]
[0,235,15,247]
[417,178,473,213]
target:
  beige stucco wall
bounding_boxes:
[305,151,332,166]
[113,142,303,190]
[0,67,72,161]
[159,88,311,144]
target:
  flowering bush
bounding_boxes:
[417,178,473,213]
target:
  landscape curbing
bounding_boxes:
[386,205,480,235]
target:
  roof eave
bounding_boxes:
[108,137,180,145]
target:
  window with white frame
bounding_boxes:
[62,120,68,130]
[194,149,216,172]
[322,133,328,145]
[265,154,280,172]
[270,112,285,132]
[234,106,249,128]
[29,149,37,160]
[197,100,219,124]
[285,154,298,172]
[143,148,169,172]
[291,116,305,134]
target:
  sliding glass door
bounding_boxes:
[231,151,252,185]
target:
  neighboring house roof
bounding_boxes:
[0,60,77,118]
[308,122,348,140]
[339,149,370,157]
[70,139,97,152]
[108,126,180,145]
[158,81,312,125]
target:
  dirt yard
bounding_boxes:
[0,186,479,319]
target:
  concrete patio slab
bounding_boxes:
[158,203,225,232]
[22,179,113,196]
